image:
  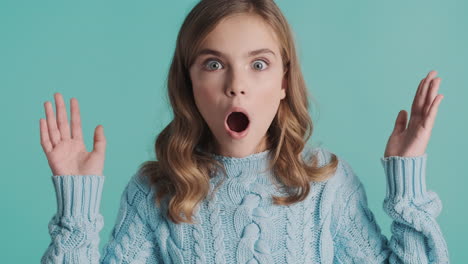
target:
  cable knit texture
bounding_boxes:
[41,146,450,263]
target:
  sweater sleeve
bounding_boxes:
[41,173,162,263]
[333,154,450,264]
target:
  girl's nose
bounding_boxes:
[227,89,245,96]
[225,68,247,97]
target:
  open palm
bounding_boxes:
[384,70,444,158]
[40,93,106,176]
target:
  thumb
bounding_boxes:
[393,110,407,134]
[93,125,106,154]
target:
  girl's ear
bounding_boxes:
[282,66,289,88]
[281,72,287,99]
[282,73,287,89]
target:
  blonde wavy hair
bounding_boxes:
[139,0,338,224]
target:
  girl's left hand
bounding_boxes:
[384,70,444,158]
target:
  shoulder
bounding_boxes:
[305,147,368,228]
[123,166,164,228]
[117,165,159,212]
[118,168,154,209]
[131,167,153,195]
[303,145,363,193]
[301,145,337,169]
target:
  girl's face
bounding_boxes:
[189,13,287,158]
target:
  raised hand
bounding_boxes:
[384,70,444,158]
[40,93,106,176]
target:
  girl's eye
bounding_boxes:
[204,59,224,71]
[202,58,270,71]
[252,59,269,71]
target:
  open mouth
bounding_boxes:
[226,112,250,132]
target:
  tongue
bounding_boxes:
[227,112,249,132]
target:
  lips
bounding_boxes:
[224,106,250,138]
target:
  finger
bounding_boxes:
[39,118,53,153]
[423,94,444,130]
[70,98,84,140]
[393,110,408,133]
[423,78,441,116]
[93,125,106,154]
[44,101,61,146]
[54,93,71,140]
[410,78,425,114]
[414,70,438,116]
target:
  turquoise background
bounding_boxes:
[1,0,466,262]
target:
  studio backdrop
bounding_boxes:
[1,0,466,262]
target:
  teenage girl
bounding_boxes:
[40,0,449,263]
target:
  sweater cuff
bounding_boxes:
[380,153,427,201]
[51,175,105,219]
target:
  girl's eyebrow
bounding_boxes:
[196,48,276,58]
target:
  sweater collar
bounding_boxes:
[207,149,273,179]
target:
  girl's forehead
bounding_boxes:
[197,14,281,57]
[207,14,277,41]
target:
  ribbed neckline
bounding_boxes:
[209,149,271,163]
[203,149,273,179]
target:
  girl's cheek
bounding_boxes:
[256,71,281,86]
[191,66,215,82]
[200,73,225,86]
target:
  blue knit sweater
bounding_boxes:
[41,146,449,263]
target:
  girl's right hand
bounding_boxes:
[40,93,106,177]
